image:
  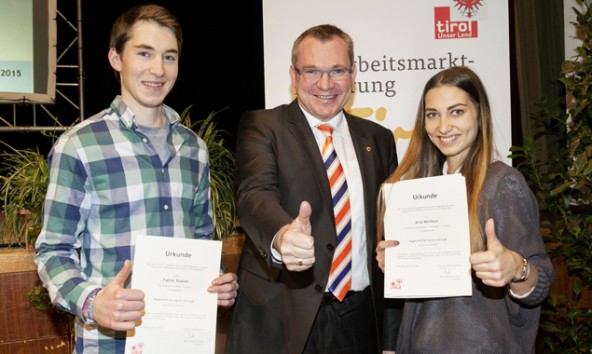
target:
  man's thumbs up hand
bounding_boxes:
[92,259,145,330]
[276,201,315,271]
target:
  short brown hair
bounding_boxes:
[291,24,354,67]
[109,4,183,56]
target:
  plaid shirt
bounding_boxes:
[35,96,213,353]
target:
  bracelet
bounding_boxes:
[511,258,530,283]
[82,288,101,321]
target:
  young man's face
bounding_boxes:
[108,20,179,115]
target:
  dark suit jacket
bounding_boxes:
[225,100,399,354]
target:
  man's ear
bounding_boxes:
[289,65,298,88]
[108,48,122,72]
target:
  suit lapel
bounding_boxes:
[346,113,379,257]
[346,113,376,207]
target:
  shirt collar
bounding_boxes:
[298,105,346,134]
[110,95,180,129]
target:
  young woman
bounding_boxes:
[376,66,553,354]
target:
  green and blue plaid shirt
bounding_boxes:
[35,96,213,353]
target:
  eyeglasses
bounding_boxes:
[294,66,353,81]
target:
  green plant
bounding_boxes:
[0,144,49,246]
[180,106,237,240]
[509,1,592,352]
[539,282,592,352]
[26,284,74,329]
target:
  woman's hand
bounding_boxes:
[376,240,400,272]
[469,218,524,287]
[209,272,239,307]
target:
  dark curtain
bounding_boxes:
[511,0,565,161]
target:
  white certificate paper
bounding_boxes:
[124,236,222,354]
[382,174,472,298]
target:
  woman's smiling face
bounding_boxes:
[424,85,479,172]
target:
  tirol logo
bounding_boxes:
[434,4,480,39]
[453,0,484,18]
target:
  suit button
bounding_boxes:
[315,284,323,292]
[259,248,268,259]
[326,243,334,251]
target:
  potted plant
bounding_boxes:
[509,1,592,351]
[179,106,238,241]
[0,144,49,247]
[179,106,243,277]
[0,142,71,352]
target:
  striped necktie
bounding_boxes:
[317,124,352,302]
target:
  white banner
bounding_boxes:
[263,0,511,164]
[565,0,584,59]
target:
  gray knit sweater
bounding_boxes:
[395,161,554,354]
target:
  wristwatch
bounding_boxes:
[511,257,530,283]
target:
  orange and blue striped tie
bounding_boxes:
[317,124,352,302]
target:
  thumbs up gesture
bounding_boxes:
[92,259,145,330]
[275,201,315,271]
[469,218,524,287]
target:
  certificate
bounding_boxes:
[125,236,222,354]
[382,174,472,298]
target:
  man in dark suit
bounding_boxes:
[225,24,399,354]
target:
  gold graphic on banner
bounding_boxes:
[348,106,412,144]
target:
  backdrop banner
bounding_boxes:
[262,0,511,163]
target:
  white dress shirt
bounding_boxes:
[304,110,370,292]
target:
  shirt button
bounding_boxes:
[164,204,169,210]
[142,138,148,143]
